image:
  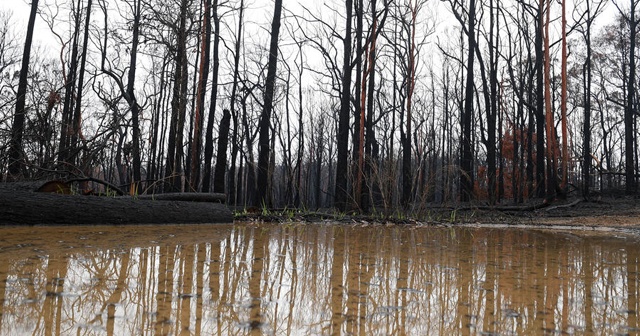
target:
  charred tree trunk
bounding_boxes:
[201,0,221,193]
[485,0,499,205]
[624,0,637,194]
[70,0,93,179]
[580,0,606,197]
[314,119,324,209]
[213,109,231,193]
[256,0,283,206]
[227,0,244,205]
[58,0,84,167]
[126,0,142,184]
[583,26,592,197]
[351,0,364,208]
[294,44,305,208]
[460,0,476,202]
[560,0,568,191]
[8,0,40,177]
[362,1,377,212]
[165,0,189,192]
[535,0,546,198]
[335,0,353,211]
[401,0,417,208]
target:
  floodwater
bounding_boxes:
[0,223,639,335]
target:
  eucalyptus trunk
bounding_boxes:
[256,0,283,206]
[8,0,40,177]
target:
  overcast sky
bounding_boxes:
[1,0,62,56]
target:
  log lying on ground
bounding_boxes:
[130,192,226,203]
[0,189,233,225]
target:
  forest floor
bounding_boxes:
[511,197,640,227]
[3,180,639,231]
[234,196,640,232]
[452,197,640,232]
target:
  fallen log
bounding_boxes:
[131,193,226,203]
[0,189,233,225]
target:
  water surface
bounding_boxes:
[0,223,638,335]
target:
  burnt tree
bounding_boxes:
[256,0,283,206]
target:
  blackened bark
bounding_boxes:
[213,109,231,193]
[126,0,142,184]
[460,0,476,202]
[535,2,546,198]
[335,0,354,211]
[625,1,637,194]
[0,190,232,225]
[8,0,40,177]
[165,0,189,192]
[294,45,305,208]
[351,0,363,192]
[583,26,592,197]
[560,0,568,190]
[486,0,498,205]
[362,0,378,212]
[70,0,93,172]
[193,0,216,191]
[58,0,83,166]
[202,0,219,192]
[256,0,283,206]
[580,0,606,197]
[402,2,416,208]
[315,120,324,209]
[227,0,244,205]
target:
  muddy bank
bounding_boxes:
[0,182,233,225]
[235,197,640,232]
[480,197,640,228]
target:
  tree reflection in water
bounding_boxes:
[0,224,638,335]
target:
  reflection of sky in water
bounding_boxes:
[0,224,639,335]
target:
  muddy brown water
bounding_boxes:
[0,223,639,335]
